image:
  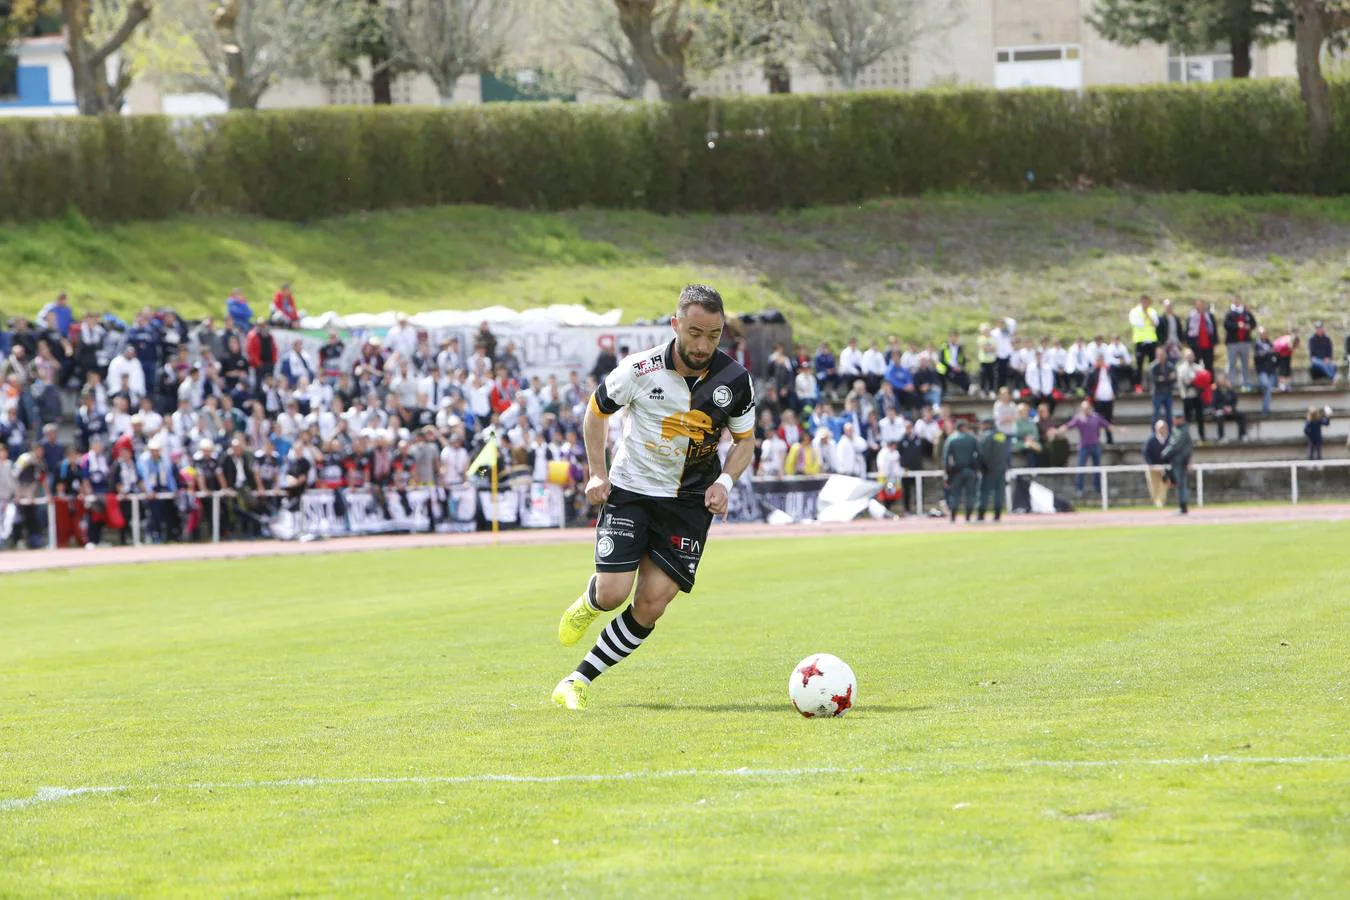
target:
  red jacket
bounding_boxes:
[245,328,277,370]
[272,291,299,325]
[1191,368,1214,405]
[490,381,514,415]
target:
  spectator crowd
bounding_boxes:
[1,288,1343,548]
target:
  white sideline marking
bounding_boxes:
[4,756,1348,813]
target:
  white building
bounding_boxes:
[0,2,1308,118]
[0,36,80,116]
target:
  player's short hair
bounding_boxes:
[677,284,725,319]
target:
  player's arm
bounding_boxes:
[583,361,635,504]
[582,398,611,501]
[706,375,756,515]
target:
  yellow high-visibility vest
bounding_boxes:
[1129,305,1159,344]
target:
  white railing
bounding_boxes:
[1001,458,1350,512]
[4,458,1348,551]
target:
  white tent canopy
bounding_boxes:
[298,304,624,332]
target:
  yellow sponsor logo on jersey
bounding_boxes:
[660,410,715,442]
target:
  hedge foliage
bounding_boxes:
[2,79,1349,222]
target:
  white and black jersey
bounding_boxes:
[591,340,755,500]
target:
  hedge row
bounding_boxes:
[2,79,1349,223]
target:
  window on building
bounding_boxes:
[0,52,17,100]
[994,46,1083,91]
[1167,44,1234,83]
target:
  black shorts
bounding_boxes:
[594,486,714,593]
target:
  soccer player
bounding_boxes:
[551,285,756,710]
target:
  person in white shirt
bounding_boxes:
[1009,341,1030,391]
[300,376,331,412]
[436,338,465,375]
[276,400,305,444]
[860,341,887,393]
[384,314,419,359]
[177,367,204,409]
[876,440,902,481]
[913,408,941,453]
[465,372,492,421]
[794,367,819,408]
[1108,337,1135,391]
[137,397,164,436]
[900,343,922,373]
[878,409,908,446]
[1025,351,1057,414]
[465,349,493,379]
[106,346,146,404]
[171,399,198,445]
[991,317,1016,389]
[838,338,864,380]
[440,432,469,485]
[811,428,836,474]
[279,339,317,389]
[106,395,134,442]
[1064,339,1089,393]
[308,397,340,442]
[758,430,788,477]
[1045,339,1067,389]
[1085,335,1105,369]
[832,422,867,477]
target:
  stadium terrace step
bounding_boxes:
[945,384,1346,418]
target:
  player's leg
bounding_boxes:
[558,499,646,646]
[558,570,635,646]
[553,557,676,710]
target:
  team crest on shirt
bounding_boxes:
[712,385,733,408]
[633,356,665,377]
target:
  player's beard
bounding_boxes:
[676,339,711,373]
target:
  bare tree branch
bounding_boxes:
[382,0,518,103]
[90,0,151,67]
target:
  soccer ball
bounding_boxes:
[788,653,857,718]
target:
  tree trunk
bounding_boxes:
[615,0,692,101]
[765,61,790,94]
[366,0,393,105]
[61,0,150,114]
[1292,0,1331,174]
[371,63,393,105]
[223,49,257,109]
[1229,32,1252,79]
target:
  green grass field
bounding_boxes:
[5,192,1350,344]
[3,525,1349,896]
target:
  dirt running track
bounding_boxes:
[4,504,1349,576]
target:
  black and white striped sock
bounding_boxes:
[571,607,653,685]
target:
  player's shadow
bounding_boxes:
[621,701,932,714]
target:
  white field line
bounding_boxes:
[4,756,1349,812]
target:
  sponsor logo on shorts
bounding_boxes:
[596,536,615,557]
[712,385,733,408]
[648,387,665,400]
[670,535,702,555]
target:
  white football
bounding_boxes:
[788,653,857,718]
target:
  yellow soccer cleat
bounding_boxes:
[551,678,589,710]
[558,592,603,646]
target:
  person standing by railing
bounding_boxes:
[1142,420,1170,509]
[1064,400,1114,497]
[1161,412,1194,515]
[1305,406,1333,461]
